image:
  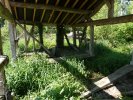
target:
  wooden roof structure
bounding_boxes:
[1,0,105,26]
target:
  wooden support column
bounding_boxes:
[24,24,28,51]
[0,26,9,100]
[56,25,64,48]
[32,26,36,52]
[0,25,3,55]
[9,22,17,60]
[89,24,94,56]
[108,0,114,18]
[38,24,44,51]
[72,27,77,46]
[130,52,133,65]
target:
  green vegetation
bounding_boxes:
[0,2,133,100]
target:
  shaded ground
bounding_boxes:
[91,71,133,99]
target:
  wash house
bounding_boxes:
[0,0,133,99]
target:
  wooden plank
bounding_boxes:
[40,0,49,22]
[10,1,90,15]
[108,0,114,18]
[54,0,70,23]
[66,0,88,25]
[81,64,133,98]
[60,0,79,24]
[0,2,14,22]
[24,0,26,21]
[9,23,17,60]
[89,24,94,56]
[0,27,3,55]
[48,0,59,23]
[73,14,133,27]
[0,56,8,71]
[33,0,38,22]
[72,0,97,25]
[72,27,77,46]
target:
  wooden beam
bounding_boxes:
[40,0,49,22]
[33,0,38,22]
[73,14,133,27]
[48,0,59,23]
[24,0,26,21]
[0,26,2,55]
[12,0,18,19]
[76,0,105,24]
[66,0,88,25]
[18,20,57,26]
[38,24,44,50]
[60,0,79,24]
[14,6,18,19]
[4,0,12,12]
[108,0,114,18]
[72,27,77,46]
[54,0,70,23]
[81,64,133,98]
[89,24,94,56]
[0,0,5,6]
[10,1,90,15]
[89,1,105,17]
[56,25,64,48]
[9,23,17,60]
[16,21,53,56]
[72,0,97,25]
[0,2,14,22]
[0,56,8,71]
[104,0,111,9]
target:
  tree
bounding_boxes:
[118,0,131,16]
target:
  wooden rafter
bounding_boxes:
[72,0,97,25]
[24,0,26,21]
[10,2,89,15]
[60,0,79,25]
[0,0,5,5]
[104,0,111,8]
[48,0,59,23]
[73,14,133,27]
[40,0,49,22]
[54,0,70,23]
[0,1,14,22]
[4,0,12,12]
[33,0,38,22]
[13,0,18,19]
[66,0,88,25]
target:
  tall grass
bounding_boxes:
[5,39,133,99]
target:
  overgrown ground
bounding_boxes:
[1,4,133,99]
[2,34,133,99]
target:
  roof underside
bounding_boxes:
[9,0,105,26]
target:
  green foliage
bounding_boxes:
[6,55,86,99]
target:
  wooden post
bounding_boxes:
[38,24,44,51]
[130,52,133,65]
[108,0,114,18]
[56,25,64,48]
[32,27,35,52]
[9,22,17,60]
[72,27,77,46]
[0,25,3,55]
[89,24,94,56]
[24,24,28,51]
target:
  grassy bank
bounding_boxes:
[4,39,132,100]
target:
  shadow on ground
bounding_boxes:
[56,43,133,99]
